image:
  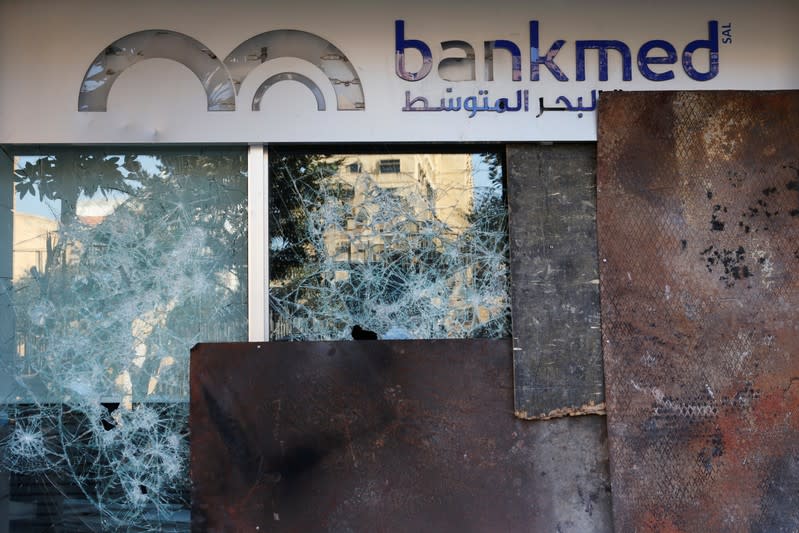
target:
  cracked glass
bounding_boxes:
[268,150,510,341]
[1,148,248,530]
[0,146,510,530]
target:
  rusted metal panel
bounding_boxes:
[506,144,604,420]
[597,91,799,532]
[190,340,614,532]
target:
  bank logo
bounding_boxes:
[396,20,721,83]
[78,29,364,112]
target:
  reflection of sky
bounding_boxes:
[14,188,60,220]
[470,153,503,207]
[13,153,500,221]
[13,155,160,221]
[471,153,493,190]
[14,156,60,220]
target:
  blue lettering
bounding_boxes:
[485,40,522,81]
[529,21,568,82]
[637,40,677,81]
[439,40,476,82]
[394,20,721,84]
[682,21,719,81]
[395,20,433,81]
[575,40,632,81]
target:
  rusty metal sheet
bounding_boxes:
[506,143,604,419]
[190,339,614,532]
[597,91,799,532]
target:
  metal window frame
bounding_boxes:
[247,144,268,341]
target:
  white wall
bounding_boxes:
[0,0,798,143]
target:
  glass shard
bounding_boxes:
[268,151,510,341]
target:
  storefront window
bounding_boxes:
[1,145,509,529]
[268,150,510,340]
[2,148,248,530]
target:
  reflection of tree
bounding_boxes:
[15,152,138,224]
[6,150,248,528]
[269,152,510,341]
[464,153,511,337]
[268,152,339,280]
[479,152,503,190]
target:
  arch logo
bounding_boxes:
[78,29,364,112]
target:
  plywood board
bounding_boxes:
[507,144,604,419]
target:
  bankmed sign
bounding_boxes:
[396,20,727,119]
[0,0,795,143]
[76,20,724,114]
[396,20,724,82]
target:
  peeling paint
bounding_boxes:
[515,401,607,421]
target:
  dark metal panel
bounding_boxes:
[190,340,613,532]
[597,91,799,532]
[507,144,604,419]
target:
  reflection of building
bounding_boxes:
[270,151,503,341]
[323,154,474,266]
[342,154,474,228]
[13,198,117,281]
[12,212,58,280]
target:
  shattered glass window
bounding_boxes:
[1,148,248,530]
[268,151,510,341]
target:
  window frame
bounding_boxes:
[2,143,507,343]
[251,143,508,342]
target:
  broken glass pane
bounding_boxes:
[1,148,247,530]
[268,151,510,341]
